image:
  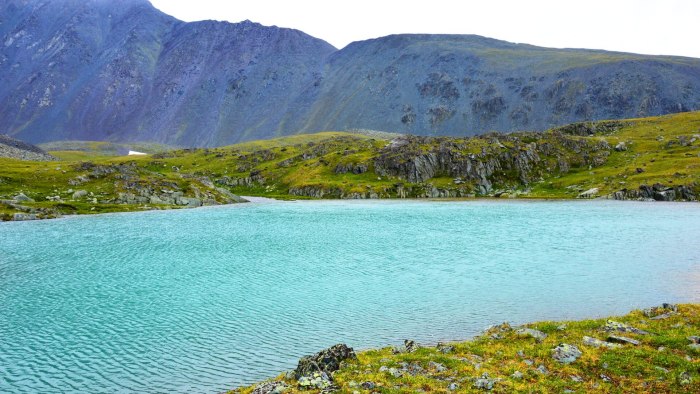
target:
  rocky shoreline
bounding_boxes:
[232,304,700,393]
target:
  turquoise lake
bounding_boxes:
[1,200,700,392]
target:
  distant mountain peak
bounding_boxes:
[0,0,698,146]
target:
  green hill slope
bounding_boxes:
[1,112,699,221]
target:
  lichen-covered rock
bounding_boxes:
[297,372,333,390]
[582,336,621,349]
[552,343,582,364]
[294,344,357,379]
[251,381,289,394]
[604,320,649,335]
[516,328,548,342]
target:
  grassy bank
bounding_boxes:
[233,304,700,393]
[1,112,699,220]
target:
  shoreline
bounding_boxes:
[3,194,698,223]
[232,304,700,393]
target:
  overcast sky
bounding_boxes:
[149,0,699,58]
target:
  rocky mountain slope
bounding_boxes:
[0,134,55,160]
[1,0,700,146]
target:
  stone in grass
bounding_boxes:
[607,335,640,346]
[13,193,34,202]
[473,373,497,390]
[436,342,455,354]
[511,371,523,379]
[297,372,333,390]
[552,344,582,364]
[516,328,548,342]
[428,361,448,373]
[603,320,649,335]
[252,381,289,394]
[688,336,700,344]
[643,303,678,319]
[360,381,376,390]
[582,336,622,349]
[394,339,420,353]
[447,382,459,391]
[536,365,549,375]
[679,371,692,385]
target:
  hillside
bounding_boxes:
[1,1,699,146]
[0,134,55,161]
[1,112,698,221]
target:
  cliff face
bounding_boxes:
[1,1,700,146]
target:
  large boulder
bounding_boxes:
[294,343,357,379]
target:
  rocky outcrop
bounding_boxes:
[610,183,697,201]
[373,133,609,195]
[0,135,55,161]
[294,344,357,379]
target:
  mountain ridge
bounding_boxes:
[1,0,699,146]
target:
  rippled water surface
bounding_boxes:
[1,200,700,392]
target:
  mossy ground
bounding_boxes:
[1,113,699,220]
[233,304,700,393]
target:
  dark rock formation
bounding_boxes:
[611,183,697,201]
[2,1,700,146]
[294,343,357,379]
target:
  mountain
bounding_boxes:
[0,0,335,146]
[296,34,700,136]
[1,0,700,146]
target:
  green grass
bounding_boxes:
[232,304,700,393]
[2,112,699,220]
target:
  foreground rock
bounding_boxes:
[294,344,357,379]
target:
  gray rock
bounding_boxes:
[614,142,628,151]
[428,361,447,373]
[294,343,357,379]
[473,373,496,390]
[552,344,582,364]
[436,342,455,354]
[13,193,34,202]
[578,188,599,198]
[516,328,548,342]
[536,364,549,375]
[297,372,332,390]
[511,371,523,379]
[447,382,459,390]
[680,371,692,385]
[603,320,649,335]
[643,303,678,318]
[360,381,376,390]
[607,335,640,346]
[387,367,402,378]
[252,381,289,394]
[72,190,88,199]
[582,336,621,349]
[687,336,700,344]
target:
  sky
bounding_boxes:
[149,0,700,58]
